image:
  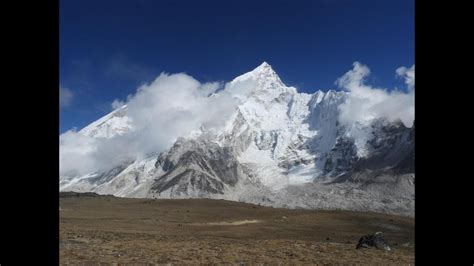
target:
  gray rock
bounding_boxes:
[151,135,245,196]
[356,232,391,251]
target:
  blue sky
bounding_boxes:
[60,0,414,133]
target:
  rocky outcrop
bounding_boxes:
[151,136,245,196]
[355,119,414,174]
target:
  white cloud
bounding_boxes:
[119,73,236,158]
[396,65,415,91]
[60,86,74,107]
[336,62,414,128]
[111,99,125,109]
[59,129,97,176]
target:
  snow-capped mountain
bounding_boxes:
[60,62,414,216]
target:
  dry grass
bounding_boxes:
[60,194,414,265]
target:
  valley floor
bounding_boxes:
[60,193,414,265]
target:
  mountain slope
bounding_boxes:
[60,62,414,215]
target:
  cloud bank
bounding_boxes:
[336,62,414,127]
[60,73,236,176]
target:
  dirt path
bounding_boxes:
[204,219,261,226]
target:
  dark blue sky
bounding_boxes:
[60,0,414,133]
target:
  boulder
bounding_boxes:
[356,232,391,251]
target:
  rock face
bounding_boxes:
[151,136,244,197]
[59,62,415,215]
[356,119,414,174]
[330,119,415,184]
[356,232,391,251]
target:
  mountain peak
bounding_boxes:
[252,61,274,75]
[256,61,271,69]
[231,61,284,89]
